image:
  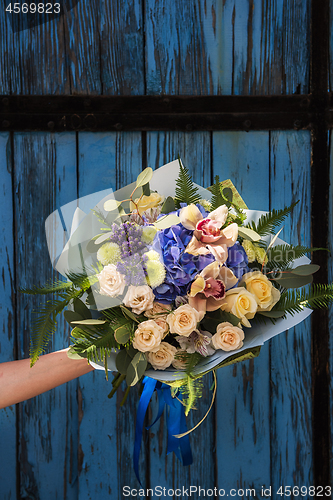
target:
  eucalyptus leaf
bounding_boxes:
[71,319,106,325]
[116,348,135,375]
[238,227,261,242]
[64,310,83,325]
[86,236,105,253]
[95,232,113,245]
[201,309,240,332]
[114,323,131,344]
[120,305,140,323]
[104,199,122,212]
[161,196,176,214]
[136,167,153,188]
[274,273,313,289]
[126,352,147,386]
[154,213,180,229]
[222,187,233,202]
[291,264,320,276]
[74,298,92,319]
[142,182,150,196]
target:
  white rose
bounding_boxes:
[123,285,155,315]
[240,271,280,311]
[171,349,188,370]
[167,304,203,337]
[220,287,257,327]
[132,320,164,352]
[146,342,177,370]
[212,322,244,351]
[97,264,125,297]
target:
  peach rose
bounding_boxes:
[220,287,257,327]
[167,304,203,337]
[212,322,244,351]
[146,342,177,370]
[240,271,280,311]
[132,320,164,352]
[123,285,155,315]
[97,264,125,297]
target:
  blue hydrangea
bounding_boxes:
[226,242,250,281]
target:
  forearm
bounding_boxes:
[0,348,94,409]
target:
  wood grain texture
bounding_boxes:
[145,0,310,96]
[329,132,333,486]
[213,131,271,492]
[13,132,78,499]
[0,132,17,500]
[270,131,313,488]
[77,131,145,498]
[145,132,214,495]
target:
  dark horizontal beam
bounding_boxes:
[0,94,331,132]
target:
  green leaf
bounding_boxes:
[142,182,150,196]
[265,245,327,270]
[71,319,106,325]
[20,279,73,295]
[247,202,298,237]
[201,309,240,332]
[271,284,333,316]
[291,264,320,276]
[104,199,122,212]
[120,305,140,323]
[274,273,313,289]
[209,175,224,211]
[136,167,153,188]
[258,310,286,318]
[222,187,233,203]
[67,347,87,360]
[220,179,248,209]
[94,232,113,245]
[238,227,261,242]
[161,196,176,214]
[64,310,83,325]
[174,158,201,208]
[214,346,261,369]
[116,348,135,375]
[126,352,147,386]
[114,322,132,344]
[153,213,180,229]
[74,298,92,319]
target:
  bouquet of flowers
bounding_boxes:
[23,159,333,481]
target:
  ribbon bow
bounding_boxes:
[133,376,193,485]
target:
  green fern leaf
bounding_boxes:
[266,245,327,270]
[174,159,201,208]
[20,279,73,295]
[272,283,333,316]
[179,374,203,416]
[210,175,224,211]
[247,202,298,236]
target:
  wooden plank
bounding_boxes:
[329,132,333,488]
[77,131,145,498]
[269,131,313,487]
[63,0,144,94]
[13,132,78,499]
[0,132,17,500]
[213,131,271,491]
[146,132,214,495]
[145,0,310,96]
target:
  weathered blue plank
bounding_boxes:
[13,132,78,499]
[146,132,214,495]
[270,131,313,488]
[213,131,271,492]
[330,133,333,486]
[0,133,17,500]
[145,0,310,96]
[77,131,145,498]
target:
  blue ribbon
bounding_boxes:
[133,376,193,485]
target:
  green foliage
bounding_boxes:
[174,159,201,208]
[272,284,333,316]
[210,175,224,211]
[179,374,204,416]
[20,278,73,295]
[266,244,327,270]
[247,202,298,237]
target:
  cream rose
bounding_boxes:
[240,271,280,311]
[167,304,203,337]
[130,192,164,215]
[97,264,125,297]
[172,349,188,370]
[146,342,177,370]
[123,285,155,315]
[220,287,257,327]
[132,320,164,352]
[212,322,244,351]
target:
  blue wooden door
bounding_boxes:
[0,1,331,498]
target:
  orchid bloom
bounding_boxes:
[179,204,238,262]
[188,261,239,315]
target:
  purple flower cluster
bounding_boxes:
[152,223,214,303]
[109,222,147,286]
